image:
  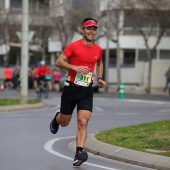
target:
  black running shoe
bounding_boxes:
[50,110,60,134]
[73,151,88,167]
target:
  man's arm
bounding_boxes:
[96,61,103,79]
[46,66,52,76]
[96,61,105,88]
[35,67,39,77]
[56,54,90,75]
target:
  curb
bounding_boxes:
[84,135,170,170]
[0,101,46,112]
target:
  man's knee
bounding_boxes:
[78,118,89,128]
[59,114,71,127]
[59,120,70,127]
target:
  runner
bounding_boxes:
[50,17,105,167]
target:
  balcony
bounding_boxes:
[123,27,170,36]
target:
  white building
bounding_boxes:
[97,0,170,88]
[0,0,170,89]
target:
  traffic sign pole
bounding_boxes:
[20,0,29,104]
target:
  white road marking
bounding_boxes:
[93,106,104,112]
[118,99,170,105]
[159,109,170,113]
[48,104,60,110]
[44,136,120,170]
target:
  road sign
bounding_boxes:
[16,31,34,42]
[48,41,62,52]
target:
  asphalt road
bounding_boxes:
[0,89,170,170]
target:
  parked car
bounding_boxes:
[59,73,99,92]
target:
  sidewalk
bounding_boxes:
[102,84,168,96]
[84,135,170,170]
[0,101,46,112]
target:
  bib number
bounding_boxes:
[74,72,92,87]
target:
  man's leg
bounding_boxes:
[4,81,7,88]
[34,79,37,89]
[56,113,72,127]
[50,85,77,134]
[50,111,72,134]
[164,80,168,92]
[73,110,91,166]
[9,80,13,88]
[76,110,92,147]
[47,81,52,91]
[55,83,60,92]
[35,77,40,92]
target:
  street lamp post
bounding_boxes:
[20,0,29,104]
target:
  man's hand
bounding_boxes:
[98,79,105,88]
[73,66,90,75]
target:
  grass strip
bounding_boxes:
[95,120,170,157]
[0,98,40,106]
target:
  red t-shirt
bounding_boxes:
[62,39,102,83]
[35,66,52,77]
[4,68,13,79]
[53,71,61,81]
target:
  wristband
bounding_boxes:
[97,77,103,82]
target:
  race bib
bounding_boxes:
[74,72,92,87]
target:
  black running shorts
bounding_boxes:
[60,85,93,115]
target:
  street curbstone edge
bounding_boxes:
[0,101,47,112]
[85,135,170,170]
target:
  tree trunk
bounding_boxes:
[145,48,152,93]
[116,41,121,91]
[41,46,46,61]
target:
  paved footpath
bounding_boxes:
[85,135,170,170]
[0,88,170,170]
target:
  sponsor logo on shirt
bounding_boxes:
[93,56,98,59]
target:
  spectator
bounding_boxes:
[163,66,170,92]
[4,65,13,88]
[28,67,34,89]
[12,66,20,89]
[33,62,40,89]
[53,68,61,92]
[17,66,21,88]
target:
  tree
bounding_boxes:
[129,0,170,93]
[59,0,100,49]
[99,0,130,91]
[29,1,54,61]
[99,0,170,93]
[0,12,20,65]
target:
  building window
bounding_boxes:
[103,49,116,67]
[103,49,135,67]
[109,49,116,67]
[160,50,170,59]
[11,0,22,8]
[124,49,135,67]
[51,0,63,4]
[138,50,156,61]
[0,55,4,66]
[138,50,147,61]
